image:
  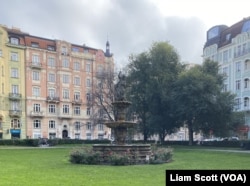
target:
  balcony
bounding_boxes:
[6,42,26,49]
[72,99,82,105]
[9,93,22,100]
[30,111,45,117]
[46,96,60,103]
[58,112,72,119]
[30,62,42,69]
[9,110,22,117]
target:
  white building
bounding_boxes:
[203,17,250,139]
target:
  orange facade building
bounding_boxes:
[0,25,114,140]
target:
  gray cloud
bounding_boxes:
[0,0,206,66]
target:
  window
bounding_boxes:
[86,93,91,101]
[48,104,56,113]
[47,45,55,51]
[244,97,249,108]
[74,106,81,115]
[74,77,80,85]
[12,85,19,93]
[49,120,56,128]
[74,62,80,71]
[62,58,69,68]
[72,47,79,52]
[62,74,69,84]
[48,73,55,82]
[49,133,56,139]
[10,37,19,45]
[223,50,228,63]
[33,104,40,112]
[236,62,241,72]
[32,55,40,65]
[86,79,91,87]
[48,89,55,97]
[98,134,104,140]
[222,67,228,76]
[63,89,69,99]
[86,63,91,72]
[33,120,41,129]
[86,122,92,130]
[245,79,249,89]
[236,80,241,90]
[63,105,70,114]
[86,133,91,140]
[11,119,20,128]
[31,42,39,48]
[245,60,250,71]
[10,52,18,61]
[61,46,68,55]
[75,122,81,130]
[87,107,91,115]
[11,68,18,78]
[48,57,55,67]
[32,87,40,97]
[33,133,41,139]
[32,71,40,81]
[74,92,80,100]
[98,124,104,131]
[11,101,20,110]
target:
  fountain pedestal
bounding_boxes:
[93,72,151,164]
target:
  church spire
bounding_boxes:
[105,37,112,57]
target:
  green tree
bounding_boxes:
[172,59,236,145]
[126,41,183,142]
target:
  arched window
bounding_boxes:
[244,78,249,89]
[244,97,249,108]
[11,119,20,128]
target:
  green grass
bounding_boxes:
[0,145,249,186]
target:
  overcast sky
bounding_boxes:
[1,0,250,68]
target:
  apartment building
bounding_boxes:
[203,17,250,139]
[0,25,114,140]
[0,26,27,139]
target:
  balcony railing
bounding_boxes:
[46,96,60,103]
[9,93,22,100]
[9,110,22,117]
[58,112,72,119]
[30,111,44,117]
[30,62,42,69]
[72,99,82,105]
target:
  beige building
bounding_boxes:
[0,25,114,139]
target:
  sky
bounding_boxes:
[1,0,250,68]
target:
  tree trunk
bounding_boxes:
[188,121,193,146]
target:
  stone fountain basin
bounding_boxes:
[105,121,136,128]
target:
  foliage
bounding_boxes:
[172,59,236,145]
[69,145,173,166]
[126,41,184,142]
[150,145,173,164]
[70,147,101,164]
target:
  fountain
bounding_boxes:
[93,72,151,164]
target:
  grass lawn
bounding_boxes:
[0,145,249,186]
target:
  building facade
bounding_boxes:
[0,25,114,140]
[203,17,250,139]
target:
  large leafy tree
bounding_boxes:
[172,59,236,145]
[126,41,183,142]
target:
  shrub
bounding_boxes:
[149,146,173,164]
[108,153,130,166]
[69,147,101,165]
